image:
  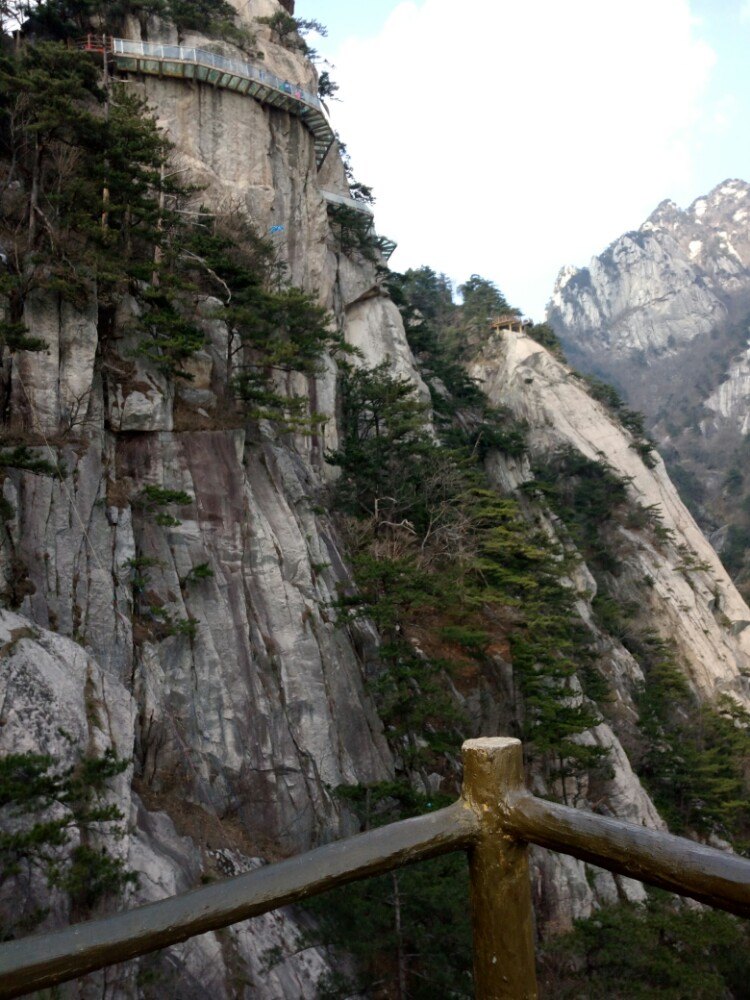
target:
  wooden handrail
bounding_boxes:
[1,737,749,999]
[0,802,478,999]
[505,791,750,918]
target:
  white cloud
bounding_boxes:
[740,1,750,21]
[709,94,737,134]
[324,0,715,316]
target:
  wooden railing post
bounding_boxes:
[462,737,538,1000]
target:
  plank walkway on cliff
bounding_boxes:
[109,37,336,166]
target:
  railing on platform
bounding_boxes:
[321,191,398,261]
[375,234,398,261]
[111,37,322,110]
[3,737,747,998]
[81,38,398,255]
[320,189,375,217]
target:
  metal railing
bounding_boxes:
[107,37,335,166]
[2,737,748,998]
[112,38,323,110]
[86,38,397,255]
[320,192,398,261]
[320,189,375,217]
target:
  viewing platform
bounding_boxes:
[320,189,374,216]
[321,190,398,261]
[492,312,530,334]
[374,235,397,261]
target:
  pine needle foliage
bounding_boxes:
[14,0,247,45]
[633,632,750,841]
[321,348,609,993]
[184,216,343,427]
[540,894,750,999]
[0,42,204,376]
[255,12,326,56]
[0,37,340,415]
[0,444,63,477]
[0,746,135,934]
[326,203,379,262]
[328,285,610,788]
[523,446,631,572]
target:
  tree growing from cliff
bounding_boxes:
[184,215,342,427]
[540,896,750,999]
[317,70,339,101]
[7,0,249,45]
[634,637,750,841]
[329,357,608,785]
[387,268,488,416]
[0,746,136,933]
[327,359,431,522]
[326,203,379,262]
[0,444,63,477]
[318,345,613,994]
[0,41,211,378]
[459,274,513,324]
[255,11,326,56]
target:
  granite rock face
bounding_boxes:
[469,327,750,930]
[471,329,750,704]
[548,179,750,385]
[0,610,332,996]
[0,0,399,991]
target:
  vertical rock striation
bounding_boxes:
[0,1,407,991]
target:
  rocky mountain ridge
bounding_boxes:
[548,178,750,595]
[549,178,750,378]
[470,329,750,704]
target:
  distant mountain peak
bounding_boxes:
[547,177,750,590]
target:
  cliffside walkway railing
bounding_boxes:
[2,737,749,998]
[82,36,336,167]
[320,189,374,217]
[84,37,399,261]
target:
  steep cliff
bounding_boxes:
[548,179,750,387]
[470,328,750,704]
[2,3,750,996]
[0,0,404,992]
[466,325,750,933]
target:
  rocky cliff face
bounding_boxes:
[468,326,750,931]
[0,1,403,992]
[3,4,750,994]
[470,330,750,704]
[547,180,750,583]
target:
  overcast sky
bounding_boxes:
[295,0,750,319]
